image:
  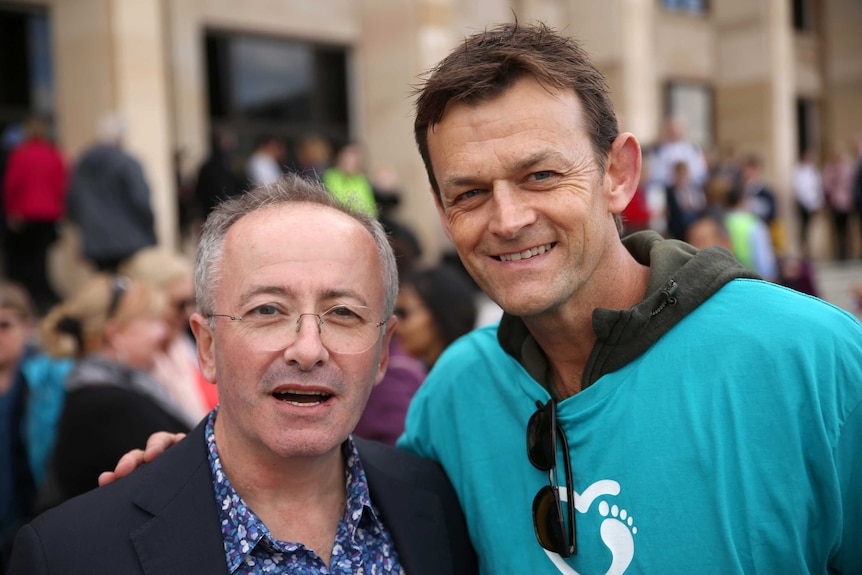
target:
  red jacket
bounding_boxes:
[3,138,67,221]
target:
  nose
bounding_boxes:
[283,314,328,369]
[487,183,536,239]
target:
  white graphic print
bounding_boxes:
[544,480,637,575]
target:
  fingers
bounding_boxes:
[97,471,117,487]
[97,449,146,486]
[143,432,187,462]
[96,432,187,487]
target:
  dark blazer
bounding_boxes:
[8,420,478,575]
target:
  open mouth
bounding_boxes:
[272,389,332,406]
[497,242,555,262]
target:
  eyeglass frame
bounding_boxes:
[206,303,388,355]
[527,398,577,557]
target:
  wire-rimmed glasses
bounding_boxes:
[208,303,387,355]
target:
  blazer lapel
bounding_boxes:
[129,422,230,575]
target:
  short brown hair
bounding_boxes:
[413,21,619,197]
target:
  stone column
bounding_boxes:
[54,0,176,250]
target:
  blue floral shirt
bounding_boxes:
[205,411,405,574]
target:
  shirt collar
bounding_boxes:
[204,409,383,572]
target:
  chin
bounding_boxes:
[271,427,351,458]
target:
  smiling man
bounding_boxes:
[398,21,862,574]
[7,175,476,575]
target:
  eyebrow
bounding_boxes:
[441,149,568,190]
[237,285,370,309]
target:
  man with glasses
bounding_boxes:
[7,174,477,574]
[396,21,862,574]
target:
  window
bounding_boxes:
[796,98,819,159]
[0,4,54,131]
[662,0,708,16]
[792,0,817,33]
[665,81,714,150]
[205,30,350,166]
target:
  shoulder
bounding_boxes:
[356,437,444,477]
[723,279,859,325]
[23,456,159,552]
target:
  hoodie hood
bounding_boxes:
[498,231,761,395]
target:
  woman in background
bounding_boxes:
[37,274,192,507]
[394,264,478,370]
[120,247,217,420]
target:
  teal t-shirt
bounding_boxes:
[399,279,862,574]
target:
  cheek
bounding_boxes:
[403,316,434,351]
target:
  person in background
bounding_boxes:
[647,116,709,191]
[352,333,427,446]
[8,174,477,575]
[723,180,778,281]
[67,114,157,272]
[740,153,787,257]
[353,217,428,446]
[294,132,333,180]
[246,134,285,186]
[684,212,731,252]
[664,160,706,240]
[822,145,855,261]
[792,149,823,257]
[322,142,378,216]
[394,264,478,370]
[195,126,244,218]
[2,117,67,313]
[35,274,192,508]
[119,247,217,420]
[0,281,71,571]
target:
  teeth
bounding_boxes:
[499,243,552,262]
[273,389,331,406]
[284,399,324,407]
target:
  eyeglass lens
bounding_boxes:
[223,305,383,355]
[527,400,556,470]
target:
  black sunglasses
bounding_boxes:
[106,276,129,318]
[527,399,576,557]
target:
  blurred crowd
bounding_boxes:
[627,117,862,296]
[2,110,862,569]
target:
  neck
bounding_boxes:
[213,415,347,566]
[524,247,650,399]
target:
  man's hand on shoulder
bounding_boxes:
[97,431,187,486]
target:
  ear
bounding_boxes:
[190,312,216,383]
[604,132,642,214]
[374,317,397,386]
[431,186,454,241]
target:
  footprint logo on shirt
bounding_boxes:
[544,480,637,575]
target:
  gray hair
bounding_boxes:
[195,173,398,320]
